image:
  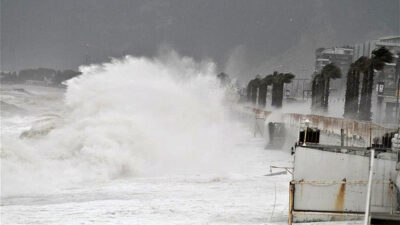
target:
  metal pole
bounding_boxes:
[303,120,310,146]
[396,70,400,132]
[369,123,372,148]
[341,129,344,147]
[394,54,400,128]
[288,182,294,225]
[364,149,375,225]
[396,76,399,127]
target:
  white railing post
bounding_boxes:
[364,149,375,225]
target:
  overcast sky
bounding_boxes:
[1,0,399,82]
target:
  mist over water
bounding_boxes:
[1,52,248,197]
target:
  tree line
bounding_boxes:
[343,47,395,121]
[0,68,81,86]
[245,46,397,122]
[246,71,295,108]
[311,63,341,111]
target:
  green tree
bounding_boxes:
[53,70,81,85]
[265,71,295,108]
[344,59,364,119]
[19,68,56,82]
[311,73,324,110]
[257,76,269,108]
[246,76,261,105]
[320,63,341,110]
[246,79,253,102]
[358,47,393,121]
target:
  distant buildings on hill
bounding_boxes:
[0,68,81,87]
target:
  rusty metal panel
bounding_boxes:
[293,147,397,214]
[256,108,396,142]
[371,156,397,212]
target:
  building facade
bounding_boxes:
[353,36,400,125]
[315,47,354,74]
[314,47,354,95]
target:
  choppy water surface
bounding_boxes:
[0,54,361,225]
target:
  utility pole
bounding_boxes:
[395,53,400,130]
[396,75,400,130]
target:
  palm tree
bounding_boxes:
[217,72,230,86]
[265,71,295,108]
[311,72,324,110]
[320,63,341,110]
[358,47,393,121]
[246,76,262,105]
[344,58,366,119]
[343,64,360,119]
[257,77,269,108]
[246,79,253,102]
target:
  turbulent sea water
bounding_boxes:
[0,53,361,225]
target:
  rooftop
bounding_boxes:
[321,47,353,55]
[378,35,400,41]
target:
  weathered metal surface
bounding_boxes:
[291,210,364,223]
[334,182,346,211]
[288,182,294,225]
[250,107,396,146]
[292,147,398,222]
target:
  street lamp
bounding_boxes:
[303,119,310,146]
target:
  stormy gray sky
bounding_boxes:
[1,0,399,82]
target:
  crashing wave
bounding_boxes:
[1,101,27,115]
[20,114,61,138]
[1,52,246,197]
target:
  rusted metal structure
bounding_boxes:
[266,122,287,149]
[288,145,399,224]
[248,108,400,224]
[251,108,396,147]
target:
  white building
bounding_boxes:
[353,35,400,61]
[353,36,400,125]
